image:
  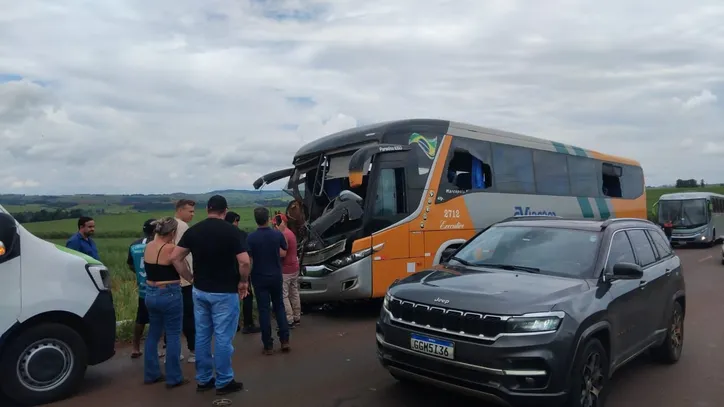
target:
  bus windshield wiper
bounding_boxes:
[449,256,474,266]
[477,263,541,273]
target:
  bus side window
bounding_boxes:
[568,156,599,197]
[491,144,535,194]
[533,150,570,196]
[601,163,623,198]
[440,142,493,193]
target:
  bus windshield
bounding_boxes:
[658,199,708,229]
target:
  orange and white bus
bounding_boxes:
[254,119,646,304]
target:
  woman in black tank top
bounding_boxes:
[142,217,189,389]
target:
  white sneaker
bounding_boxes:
[187,352,196,363]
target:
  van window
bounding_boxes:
[533,150,570,196]
[568,156,599,197]
[491,144,535,194]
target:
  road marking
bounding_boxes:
[698,255,713,263]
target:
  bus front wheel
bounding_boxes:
[0,323,88,406]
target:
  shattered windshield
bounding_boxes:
[658,199,708,228]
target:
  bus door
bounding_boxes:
[364,152,420,298]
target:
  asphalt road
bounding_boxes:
[14,245,724,407]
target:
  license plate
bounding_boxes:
[410,333,454,360]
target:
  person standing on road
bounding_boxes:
[225,211,261,334]
[127,219,156,359]
[143,217,193,389]
[66,216,99,260]
[275,214,301,328]
[173,199,197,363]
[247,207,291,355]
[169,195,251,396]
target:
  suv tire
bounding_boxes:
[567,338,609,407]
[651,301,684,364]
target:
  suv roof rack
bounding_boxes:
[600,217,655,229]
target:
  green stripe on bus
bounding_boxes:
[551,141,569,154]
[577,197,595,218]
[571,146,588,157]
[594,198,611,220]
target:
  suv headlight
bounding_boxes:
[506,311,564,333]
[383,292,391,310]
[86,264,111,291]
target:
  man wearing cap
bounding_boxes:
[126,219,156,359]
[169,195,251,396]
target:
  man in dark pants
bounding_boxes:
[246,207,291,354]
[225,211,260,334]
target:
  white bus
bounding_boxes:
[653,192,724,246]
[0,205,116,406]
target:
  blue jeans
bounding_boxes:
[193,287,240,388]
[253,275,289,349]
[144,284,184,385]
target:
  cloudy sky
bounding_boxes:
[1,0,722,195]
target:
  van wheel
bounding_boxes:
[651,301,684,364]
[567,338,609,407]
[0,323,88,406]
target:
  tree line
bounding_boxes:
[10,208,106,224]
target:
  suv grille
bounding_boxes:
[387,297,507,339]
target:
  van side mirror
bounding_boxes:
[0,213,18,257]
[611,262,643,280]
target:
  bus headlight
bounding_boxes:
[330,243,384,268]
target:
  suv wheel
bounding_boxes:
[651,301,684,364]
[568,338,609,407]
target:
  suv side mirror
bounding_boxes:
[0,213,18,258]
[611,262,644,280]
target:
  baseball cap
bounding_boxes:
[207,194,228,212]
[143,219,156,236]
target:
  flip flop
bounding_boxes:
[131,351,142,359]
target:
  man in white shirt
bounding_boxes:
[175,199,197,363]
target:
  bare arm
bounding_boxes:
[236,252,251,282]
[170,245,193,283]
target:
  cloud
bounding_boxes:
[1,0,723,194]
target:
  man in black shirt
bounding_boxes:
[225,211,260,334]
[170,195,251,396]
[246,206,290,354]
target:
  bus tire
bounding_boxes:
[0,323,88,406]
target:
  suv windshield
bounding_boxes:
[450,225,602,278]
[658,199,708,229]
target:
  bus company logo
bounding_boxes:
[513,206,557,217]
[408,133,438,160]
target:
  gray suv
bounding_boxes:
[376,217,686,407]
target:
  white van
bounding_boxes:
[0,205,116,406]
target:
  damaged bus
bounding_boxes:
[254,119,646,304]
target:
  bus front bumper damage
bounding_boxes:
[298,256,373,303]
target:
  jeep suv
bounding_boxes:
[376,217,686,407]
